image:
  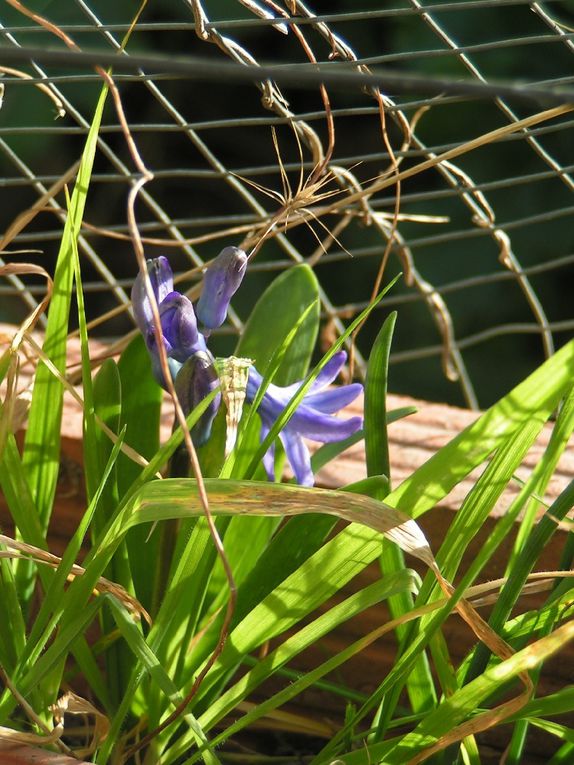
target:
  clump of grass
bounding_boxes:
[1,5,574,763]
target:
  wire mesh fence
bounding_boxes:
[1,0,574,409]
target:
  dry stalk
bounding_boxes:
[0,64,65,117]
[188,0,324,167]
[0,162,80,252]
[0,263,53,454]
[0,533,150,623]
[22,332,155,472]
[0,665,72,755]
[260,0,335,175]
[238,127,353,261]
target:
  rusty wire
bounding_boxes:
[1,0,574,407]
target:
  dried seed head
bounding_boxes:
[214,355,253,456]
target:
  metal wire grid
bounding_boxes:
[1,0,573,408]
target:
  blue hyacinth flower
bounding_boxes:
[132,255,364,481]
[246,351,363,486]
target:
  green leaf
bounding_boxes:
[175,571,418,765]
[21,431,126,713]
[68,185,98,506]
[235,264,320,384]
[365,312,435,726]
[117,335,163,496]
[105,599,220,765]
[22,84,108,532]
[365,311,396,481]
[0,546,26,672]
[117,336,162,614]
[387,338,574,521]
[92,359,138,707]
[92,360,122,534]
[0,597,103,721]
[466,389,574,683]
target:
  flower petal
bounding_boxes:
[304,383,362,414]
[246,366,263,400]
[151,256,175,304]
[290,407,363,443]
[276,351,349,400]
[246,368,288,418]
[280,430,313,487]
[246,359,363,485]
[311,351,348,391]
[259,416,276,482]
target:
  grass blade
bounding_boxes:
[117,336,163,613]
[22,83,108,532]
[365,311,395,480]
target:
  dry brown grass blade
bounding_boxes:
[0,534,150,623]
[327,103,574,216]
[21,332,158,475]
[76,215,259,248]
[0,721,64,749]
[466,569,574,608]
[236,700,336,737]
[0,263,53,346]
[0,685,107,758]
[0,162,79,252]
[51,691,110,757]
[0,350,21,456]
[408,619,574,765]
[0,666,72,755]
[0,263,53,454]
[0,65,65,118]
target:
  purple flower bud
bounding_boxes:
[131,257,210,389]
[158,291,199,362]
[146,334,183,389]
[196,246,247,331]
[174,350,221,446]
[131,256,174,335]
